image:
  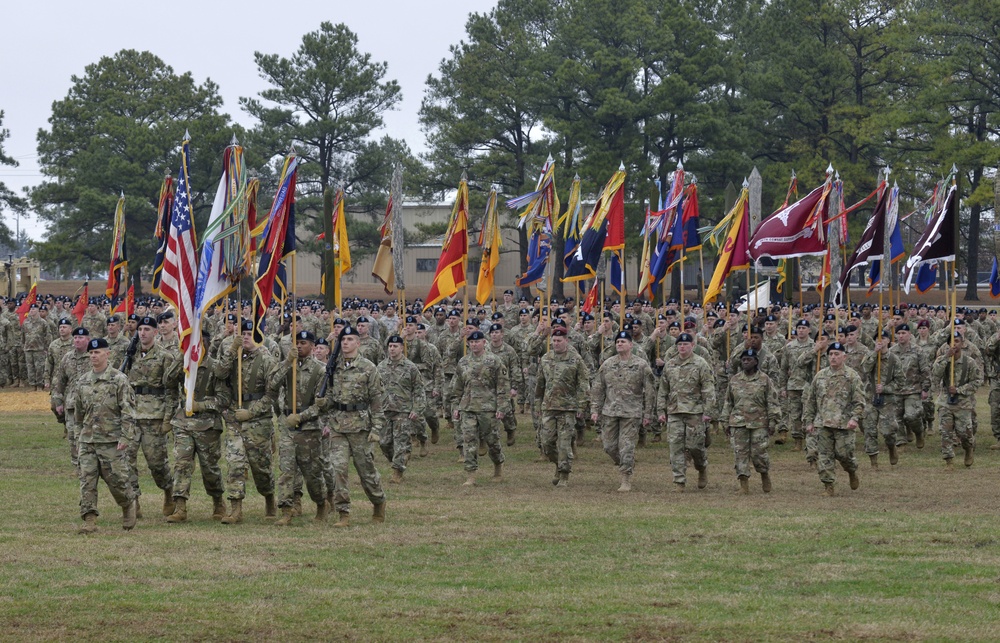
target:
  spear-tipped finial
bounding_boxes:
[120,190,124,198]
[184,129,191,140]
[231,133,239,146]
[791,169,796,179]
[460,170,468,182]
[893,179,899,188]
[951,163,959,175]
[677,160,684,170]
[165,171,172,179]
[573,173,580,181]
[619,161,625,171]
[691,175,698,185]
[546,154,554,164]
[835,171,840,181]
[742,177,749,188]
[289,142,297,155]
[826,163,834,175]
[884,164,891,177]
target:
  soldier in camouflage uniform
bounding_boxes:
[22,305,52,389]
[488,322,522,446]
[81,302,107,338]
[5,301,27,385]
[105,315,130,368]
[45,318,74,390]
[803,342,866,496]
[434,310,463,449]
[320,326,387,527]
[451,330,507,486]
[74,338,138,534]
[52,327,93,474]
[268,330,328,526]
[165,330,228,523]
[863,333,899,469]
[780,320,815,453]
[404,317,443,449]
[932,334,983,470]
[355,316,385,365]
[592,331,655,493]
[535,326,589,487]
[123,316,177,517]
[887,324,931,449]
[214,321,278,524]
[721,349,780,494]
[377,335,426,483]
[986,327,1000,449]
[656,333,715,492]
[506,308,535,414]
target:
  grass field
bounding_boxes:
[3,390,1000,642]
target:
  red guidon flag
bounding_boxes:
[748,181,831,262]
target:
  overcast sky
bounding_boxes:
[0,0,498,239]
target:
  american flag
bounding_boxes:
[160,137,200,412]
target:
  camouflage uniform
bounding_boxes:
[450,351,507,472]
[6,313,26,384]
[358,335,385,365]
[214,344,277,500]
[106,333,130,370]
[803,364,866,486]
[45,336,73,388]
[985,330,1000,441]
[51,348,92,472]
[932,352,983,462]
[406,337,442,444]
[168,354,227,501]
[81,312,107,338]
[74,366,138,517]
[887,342,930,445]
[377,354,426,473]
[0,313,9,386]
[22,316,51,386]
[656,353,715,485]
[535,347,589,477]
[269,354,327,509]
[721,369,781,479]
[592,353,655,477]
[434,327,461,437]
[779,338,815,446]
[125,342,178,498]
[506,321,535,409]
[862,349,899,457]
[488,339,523,440]
[319,354,387,515]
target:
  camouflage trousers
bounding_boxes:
[500,397,517,436]
[938,403,974,461]
[171,427,223,500]
[460,411,504,473]
[127,419,172,497]
[10,347,26,383]
[65,411,80,475]
[330,431,385,514]
[79,441,135,518]
[895,393,925,444]
[519,372,537,409]
[816,427,857,485]
[24,350,45,386]
[224,419,275,500]
[601,415,639,476]
[863,397,898,456]
[380,412,417,472]
[785,390,806,439]
[0,349,8,385]
[540,410,577,474]
[989,385,1000,440]
[667,413,707,485]
[923,398,936,432]
[730,426,769,478]
[278,426,325,507]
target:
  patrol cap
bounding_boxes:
[676,333,694,344]
[386,335,404,345]
[551,327,567,337]
[138,316,158,328]
[741,348,759,359]
[72,327,90,336]
[468,330,485,341]
[241,320,253,332]
[87,338,109,351]
[295,330,316,343]
[58,318,73,327]
[339,326,359,338]
[615,331,632,341]
[897,323,911,332]
[107,315,120,324]
[827,342,846,354]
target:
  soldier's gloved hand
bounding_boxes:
[285,349,297,365]
[229,339,241,355]
[160,417,173,433]
[368,429,380,444]
[191,400,206,413]
[284,413,301,429]
[234,409,252,422]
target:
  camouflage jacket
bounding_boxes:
[434,328,462,375]
[779,339,816,391]
[45,337,73,384]
[51,348,92,411]
[656,354,716,418]
[535,348,589,412]
[358,335,385,365]
[106,334,130,370]
[22,317,51,351]
[591,352,655,420]
[802,365,867,430]
[170,354,231,432]
[74,366,138,444]
[377,356,426,414]
[318,355,385,433]
[727,345,780,383]
[450,351,507,413]
[488,340,524,392]
[406,337,443,394]
[721,369,781,430]
[268,354,326,429]
[931,352,983,409]
[81,312,107,338]
[886,342,930,395]
[127,342,179,421]
[214,345,277,419]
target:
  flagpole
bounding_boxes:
[291,252,297,414]
[698,247,706,304]
[237,287,243,409]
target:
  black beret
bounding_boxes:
[386,335,404,345]
[87,338,109,351]
[468,331,485,341]
[677,333,694,343]
[295,330,316,343]
[72,327,90,336]
[138,316,158,328]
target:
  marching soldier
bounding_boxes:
[487,322,522,447]
[932,334,983,470]
[720,349,780,494]
[451,330,507,486]
[535,326,589,487]
[44,318,74,390]
[377,335,426,483]
[51,327,93,474]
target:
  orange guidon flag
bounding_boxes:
[423,178,469,311]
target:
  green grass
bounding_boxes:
[3,397,1000,641]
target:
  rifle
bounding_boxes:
[120,334,140,373]
[317,336,342,399]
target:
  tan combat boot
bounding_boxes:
[887,443,898,466]
[617,473,632,493]
[964,445,974,467]
[761,472,772,493]
[848,470,860,490]
[697,467,708,490]
[122,500,137,531]
[419,440,428,457]
[430,425,439,444]
[389,469,403,484]
[165,498,187,523]
[265,494,278,517]
[479,440,487,456]
[162,487,175,517]
[824,483,835,497]
[493,463,503,481]
[792,438,803,452]
[775,430,788,445]
[372,502,386,523]
[737,477,749,495]
[291,496,302,517]
[79,513,98,534]
[944,458,954,472]
[134,497,143,519]
[506,430,516,447]
[556,472,568,488]
[333,511,350,528]
[314,501,327,523]
[637,432,647,448]
[275,507,294,526]
[869,454,879,470]
[915,432,925,449]
[462,473,476,487]
[220,499,243,524]
[212,496,226,521]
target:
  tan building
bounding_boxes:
[0,256,40,298]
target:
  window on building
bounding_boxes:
[416,258,437,272]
